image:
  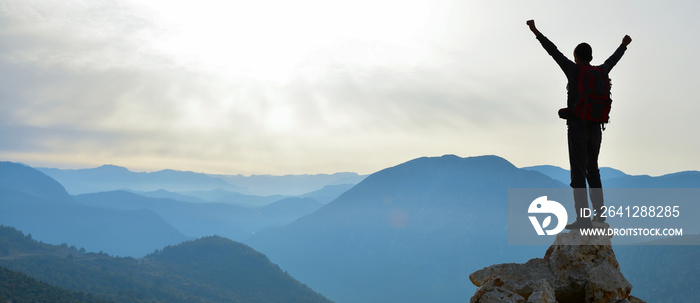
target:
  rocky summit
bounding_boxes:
[468,222,646,303]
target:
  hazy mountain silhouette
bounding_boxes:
[39,165,366,196]
[256,197,324,223]
[522,164,628,184]
[0,226,332,303]
[179,188,288,207]
[0,162,188,257]
[180,184,354,206]
[1,161,331,257]
[0,161,71,202]
[74,190,324,242]
[249,155,565,303]
[217,172,366,196]
[75,190,258,240]
[38,165,248,194]
[604,170,700,188]
[249,155,700,303]
[522,164,700,188]
[4,156,699,302]
[134,188,212,203]
[300,183,356,204]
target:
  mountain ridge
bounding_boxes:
[1,162,335,257]
[0,161,71,202]
[522,164,700,187]
[38,164,366,196]
[249,154,700,303]
[3,155,699,302]
[0,162,190,257]
[0,225,332,303]
[249,154,565,303]
[73,190,325,242]
[38,165,247,194]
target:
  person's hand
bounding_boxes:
[526,20,536,30]
[526,20,540,35]
[622,35,632,46]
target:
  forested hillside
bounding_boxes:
[0,226,332,303]
[0,266,109,303]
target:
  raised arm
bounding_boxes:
[527,19,576,74]
[601,35,632,72]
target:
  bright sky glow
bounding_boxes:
[1,0,699,175]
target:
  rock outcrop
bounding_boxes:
[469,222,646,303]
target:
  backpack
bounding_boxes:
[573,65,612,123]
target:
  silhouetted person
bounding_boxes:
[527,20,632,229]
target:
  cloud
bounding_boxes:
[0,0,588,174]
[1,0,699,175]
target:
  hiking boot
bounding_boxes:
[565,219,593,230]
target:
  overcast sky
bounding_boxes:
[1,0,698,176]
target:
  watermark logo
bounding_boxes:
[510,189,697,245]
[528,196,568,235]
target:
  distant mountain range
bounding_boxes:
[216,172,367,196]
[0,162,188,257]
[38,164,366,196]
[522,165,628,184]
[2,155,699,303]
[248,155,700,303]
[0,162,342,256]
[523,164,700,188]
[248,155,564,303]
[74,190,324,241]
[0,225,332,303]
[38,164,247,194]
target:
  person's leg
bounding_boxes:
[567,120,592,229]
[586,122,605,222]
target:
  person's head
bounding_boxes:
[574,42,592,64]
